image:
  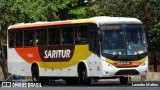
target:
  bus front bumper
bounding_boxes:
[100,59,148,77]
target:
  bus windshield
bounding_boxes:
[101,24,147,56]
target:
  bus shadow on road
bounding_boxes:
[45,80,133,87]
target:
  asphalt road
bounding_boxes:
[0,80,160,90]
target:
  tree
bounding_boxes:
[0,26,9,80]
[0,0,104,80]
[148,22,160,71]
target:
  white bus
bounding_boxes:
[7,16,148,85]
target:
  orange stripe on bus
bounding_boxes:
[10,21,71,29]
[15,47,43,63]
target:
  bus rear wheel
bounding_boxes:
[119,76,128,85]
[32,66,49,85]
[78,66,91,85]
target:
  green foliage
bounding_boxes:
[148,22,160,51]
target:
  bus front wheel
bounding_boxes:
[119,76,128,85]
[32,66,49,85]
[78,65,91,85]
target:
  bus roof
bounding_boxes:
[90,16,142,25]
[8,19,96,30]
[8,16,142,30]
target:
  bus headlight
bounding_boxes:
[107,63,113,67]
[141,62,146,66]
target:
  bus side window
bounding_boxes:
[36,28,47,46]
[61,26,74,45]
[15,30,23,47]
[9,31,15,48]
[48,27,60,45]
[75,25,87,44]
[24,30,35,46]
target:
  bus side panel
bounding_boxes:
[38,46,102,77]
[7,48,32,76]
[84,53,102,77]
[39,64,78,77]
[38,54,102,77]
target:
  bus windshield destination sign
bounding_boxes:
[102,25,121,30]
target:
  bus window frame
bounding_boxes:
[8,30,15,48]
[35,27,48,46]
[15,29,24,48]
[23,28,35,47]
[74,24,88,45]
[60,25,74,45]
[48,26,61,46]
[8,23,96,48]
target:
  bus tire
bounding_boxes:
[78,65,91,85]
[32,66,49,85]
[119,76,128,85]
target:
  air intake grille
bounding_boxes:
[115,69,139,75]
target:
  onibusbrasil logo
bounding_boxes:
[2,82,42,87]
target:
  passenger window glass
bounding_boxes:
[15,30,23,47]
[75,25,87,44]
[24,30,35,46]
[9,31,15,48]
[36,28,47,45]
[48,27,60,45]
[61,26,74,44]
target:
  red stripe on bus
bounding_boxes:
[10,21,71,29]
